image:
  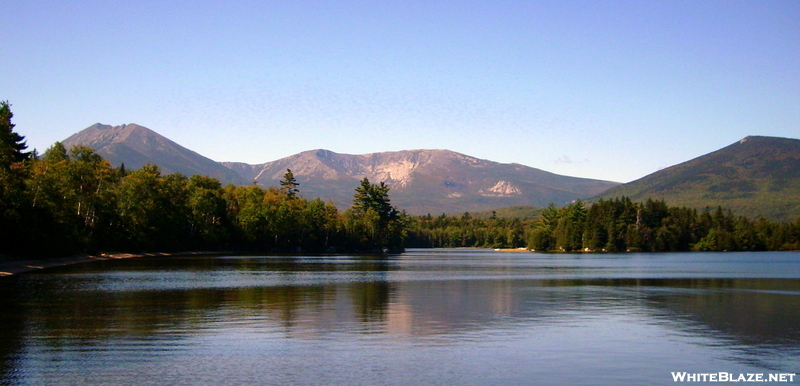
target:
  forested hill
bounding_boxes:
[595,136,800,222]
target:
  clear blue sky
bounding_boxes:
[3,0,798,183]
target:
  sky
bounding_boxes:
[2,0,798,183]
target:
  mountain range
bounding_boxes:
[60,123,618,214]
[59,124,800,220]
[222,149,618,214]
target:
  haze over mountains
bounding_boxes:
[60,124,800,220]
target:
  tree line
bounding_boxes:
[4,101,799,256]
[0,101,405,258]
[407,197,800,252]
[405,212,526,249]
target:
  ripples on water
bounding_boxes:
[1,250,798,385]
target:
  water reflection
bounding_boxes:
[1,251,799,385]
[0,278,25,384]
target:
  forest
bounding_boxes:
[406,198,800,252]
[3,101,800,258]
[0,102,405,258]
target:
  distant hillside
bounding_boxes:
[222,149,619,215]
[62,123,248,185]
[596,136,800,221]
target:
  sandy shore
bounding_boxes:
[0,252,214,276]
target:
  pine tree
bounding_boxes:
[0,101,31,167]
[349,178,403,251]
[0,101,33,256]
[280,169,300,198]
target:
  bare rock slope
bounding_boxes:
[223,149,619,214]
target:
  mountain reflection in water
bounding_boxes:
[1,250,798,385]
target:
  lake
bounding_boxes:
[1,249,798,385]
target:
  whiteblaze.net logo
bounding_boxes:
[672,372,796,383]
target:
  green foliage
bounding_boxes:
[595,136,800,222]
[554,201,586,251]
[346,178,405,251]
[407,197,800,252]
[467,205,544,220]
[0,102,34,256]
[2,101,797,257]
[280,169,300,198]
[187,175,229,248]
[0,101,31,166]
[406,214,525,249]
[116,164,189,251]
[352,178,396,220]
[0,108,407,257]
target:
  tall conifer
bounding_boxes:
[0,101,30,166]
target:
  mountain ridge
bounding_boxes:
[594,135,800,221]
[220,148,620,215]
[62,123,248,185]
[60,123,800,220]
[61,123,619,215]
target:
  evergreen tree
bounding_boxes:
[0,101,33,256]
[353,178,395,219]
[280,169,300,198]
[540,203,559,230]
[348,178,403,251]
[0,101,31,166]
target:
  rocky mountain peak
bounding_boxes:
[62,123,248,186]
[231,148,618,214]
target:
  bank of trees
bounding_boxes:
[3,101,799,256]
[405,213,525,249]
[407,198,800,252]
[0,102,405,258]
[528,198,800,252]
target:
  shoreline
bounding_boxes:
[5,248,795,276]
[0,251,215,276]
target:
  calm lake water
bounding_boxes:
[1,249,798,385]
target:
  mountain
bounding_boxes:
[62,123,248,185]
[595,136,800,221]
[221,149,620,215]
[55,124,800,220]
